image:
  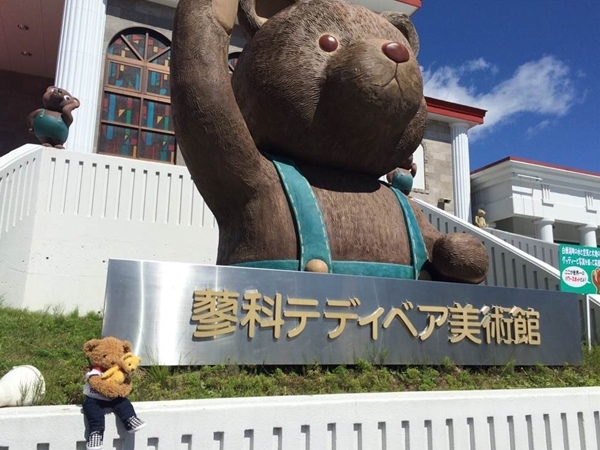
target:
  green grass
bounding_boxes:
[1,304,600,406]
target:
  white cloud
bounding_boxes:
[461,58,499,74]
[422,55,579,140]
[526,119,553,138]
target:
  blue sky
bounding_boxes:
[412,0,600,173]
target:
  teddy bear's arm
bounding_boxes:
[101,366,119,379]
[171,0,270,219]
[61,98,80,127]
[408,199,489,284]
[88,374,132,398]
[26,109,43,131]
[101,366,126,383]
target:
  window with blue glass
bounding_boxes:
[228,51,241,74]
[99,29,175,163]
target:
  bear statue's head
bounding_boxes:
[232,0,427,177]
[42,86,79,113]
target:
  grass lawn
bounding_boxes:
[1,304,599,406]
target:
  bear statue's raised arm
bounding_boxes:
[171,0,272,219]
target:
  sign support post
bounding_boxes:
[587,294,592,351]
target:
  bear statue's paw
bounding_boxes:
[430,233,489,284]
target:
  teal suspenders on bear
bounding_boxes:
[236,155,428,279]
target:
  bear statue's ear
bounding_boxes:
[238,0,296,38]
[123,341,133,353]
[83,339,101,353]
[380,12,420,57]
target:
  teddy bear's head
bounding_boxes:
[42,86,79,113]
[232,0,427,176]
[83,337,133,370]
[121,353,142,374]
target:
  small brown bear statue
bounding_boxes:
[387,155,418,196]
[82,337,145,450]
[171,0,489,284]
[27,86,79,149]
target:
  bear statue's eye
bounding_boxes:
[103,354,107,358]
[319,34,339,52]
[64,95,71,101]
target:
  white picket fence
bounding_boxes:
[1,387,599,449]
[485,227,560,269]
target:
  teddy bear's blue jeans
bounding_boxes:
[83,395,136,432]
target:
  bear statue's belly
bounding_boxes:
[218,175,416,267]
[313,185,413,265]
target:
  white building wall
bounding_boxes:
[472,181,515,221]
[0,145,218,313]
[472,160,600,245]
[0,146,42,306]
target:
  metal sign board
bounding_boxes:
[102,259,582,366]
[559,243,600,294]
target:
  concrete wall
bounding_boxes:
[0,146,41,306]
[2,388,600,449]
[411,119,454,212]
[106,0,175,31]
[0,145,218,313]
[0,70,54,157]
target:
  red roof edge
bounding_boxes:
[470,156,511,175]
[395,0,421,7]
[425,96,486,125]
[471,155,600,178]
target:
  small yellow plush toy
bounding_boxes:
[101,353,142,384]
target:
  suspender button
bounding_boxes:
[305,259,328,273]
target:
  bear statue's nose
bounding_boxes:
[382,42,410,64]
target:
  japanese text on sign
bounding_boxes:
[191,289,540,345]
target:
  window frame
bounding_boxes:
[99,28,176,164]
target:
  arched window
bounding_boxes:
[228,52,241,74]
[99,29,175,163]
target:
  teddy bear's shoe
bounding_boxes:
[86,431,103,450]
[125,416,146,433]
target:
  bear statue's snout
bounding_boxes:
[381,42,410,64]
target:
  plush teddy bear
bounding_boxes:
[171,0,489,284]
[82,337,145,450]
[26,86,79,148]
[474,209,488,229]
[101,353,142,384]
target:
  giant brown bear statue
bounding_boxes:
[171,0,489,283]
